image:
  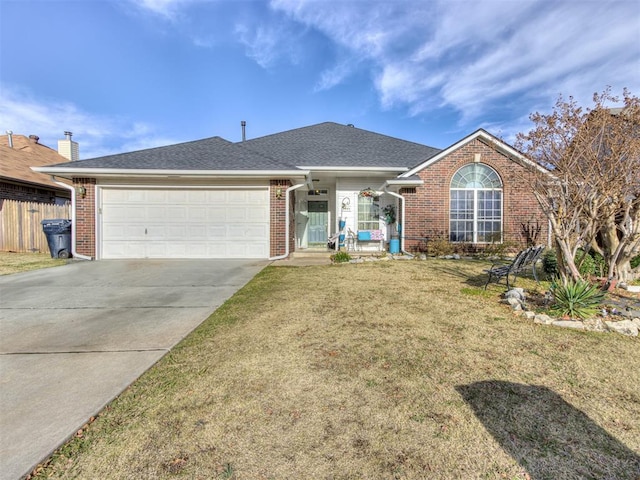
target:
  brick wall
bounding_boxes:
[1,181,70,204]
[403,138,548,251]
[73,178,96,258]
[270,180,293,257]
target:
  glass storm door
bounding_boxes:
[308,201,328,245]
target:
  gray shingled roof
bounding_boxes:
[241,122,441,168]
[47,136,298,171]
[43,122,441,172]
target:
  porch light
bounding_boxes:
[275,187,283,199]
[76,186,86,197]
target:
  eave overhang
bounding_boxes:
[379,176,424,192]
[299,166,408,172]
[401,129,550,178]
[31,166,309,183]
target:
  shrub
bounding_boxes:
[631,255,640,269]
[550,278,605,319]
[542,248,607,278]
[330,251,351,263]
[542,249,559,278]
[427,238,454,257]
[575,249,596,277]
[592,251,607,277]
[481,241,518,259]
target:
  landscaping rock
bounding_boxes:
[504,288,525,301]
[495,278,638,338]
[533,314,555,325]
[552,320,585,330]
[504,297,522,308]
[605,320,639,337]
[582,318,608,332]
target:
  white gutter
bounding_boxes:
[383,185,413,257]
[269,182,307,261]
[51,176,93,260]
[297,166,408,172]
[34,167,309,178]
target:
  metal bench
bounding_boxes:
[356,229,384,251]
[484,245,545,289]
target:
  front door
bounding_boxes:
[308,200,328,245]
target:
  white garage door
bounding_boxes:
[101,188,270,259]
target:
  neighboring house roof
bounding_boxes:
[0,134,71,191]
[401,129,549,178]
[241,122,441,169]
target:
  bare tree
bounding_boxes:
[516,88,640,283]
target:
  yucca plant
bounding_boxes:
[549,278,605,320]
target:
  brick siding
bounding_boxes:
[270,180,293,257]
[73,178,96,258]
[1,181,70,204]
[403,138,548,252]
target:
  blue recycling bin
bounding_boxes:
[41,219,72,259]
[389,237,400,254]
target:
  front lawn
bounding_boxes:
[0,251,66,275]
[34,259,640,479]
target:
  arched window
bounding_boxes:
[450,164,503,243]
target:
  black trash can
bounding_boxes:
[41,219,72,259]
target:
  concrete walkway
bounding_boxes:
[0,259,267,480]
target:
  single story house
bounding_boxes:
[1,133,74,205]
[33,122,549,260]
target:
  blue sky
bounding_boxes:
[1,0,638,160]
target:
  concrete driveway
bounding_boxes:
[0,259,267,480]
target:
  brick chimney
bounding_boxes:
[58,131,79,161]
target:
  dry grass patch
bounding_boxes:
[36,260,640,479]
[0,251,66,275]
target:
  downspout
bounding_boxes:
[269,182,306,261]
[383,186,413,257]
[51,176,93,260]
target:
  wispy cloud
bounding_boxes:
[234,16,306,69]
[270,0,640,132]
[131,0,190,20]
[0,87,179,159]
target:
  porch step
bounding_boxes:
[291,250,333,258]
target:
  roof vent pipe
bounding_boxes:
[6,130,13,148]
[241,121,246,142]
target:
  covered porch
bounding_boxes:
[292,173,412,254]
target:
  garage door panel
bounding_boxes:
[205,207,229,222]
[227,225,269,238]
[185,225,208,240]
[188,207,208,221]
[247,207,270,221]
[146,190,168,202]
[101,188,269,259]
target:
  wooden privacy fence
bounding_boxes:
[0,200,71,253]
